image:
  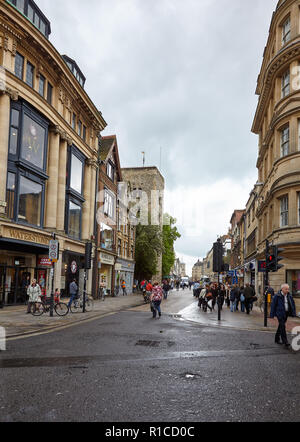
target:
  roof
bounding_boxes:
[100,135,122,181]
[193,260,203,267]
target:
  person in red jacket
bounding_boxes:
[150,282,163,319]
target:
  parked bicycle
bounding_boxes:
[30,298,69,317]
[70,291,94,313]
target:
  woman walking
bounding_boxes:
[150,282,163,319]
[26,279,42,314]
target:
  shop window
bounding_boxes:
[287,270,300,298]
[6,101,48,228]
[18,176,42,226]
[104,189,115,219]
[107,162,114,181]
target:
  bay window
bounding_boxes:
[6,101,48,227]
[65,146,85,240]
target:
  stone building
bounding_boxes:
[229,210,246,272]
[179,262,186,278]
[252,0,300,309]
[192,259,203,281]
[121,166,164,282]
[0,0,106,304]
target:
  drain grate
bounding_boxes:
[135,340,160,348]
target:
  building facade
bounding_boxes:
[121,166,164,282]
[252,0,300,309]
[0,0,106,304]
[192,259,203,281]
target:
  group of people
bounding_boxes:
[26,278,61,313]
[193,281,257,315]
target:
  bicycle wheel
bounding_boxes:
[84,296,94,312]
[30,302,45,316]
[55,302,69,317]
[70,300,82,313]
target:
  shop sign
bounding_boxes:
[4,227,49,245]
[115,263,122,271]
[38,258,52,267]
[100,252,115,266]
[70,261,78,274]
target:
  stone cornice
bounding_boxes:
[252,40,300,134]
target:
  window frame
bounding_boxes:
[15,52,24,81]
[106,161,115,182]
[25,60,34,88]
[47,82,53,105]
[282,16,291,46]
[280,195,289,227]
[280,126,289,158]
[39,74,45,97]
[6,100,49,228]
[281,70,290,98]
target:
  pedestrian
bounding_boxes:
[26,279,42,313]
[230,286,237,312]
[219,284,226,310]
[198,285,207,309]
[162,280,171,300]
[211,283,218,310]
[270,283,296,348]
[244,283,254,315]
[193,281,201,298]
[54,288,61,304]
[235,285,241,311]
[240,286,245,312]
[150,282,163,319]
[121,280,127,296]
[68,278,78,309]
[146,280,153,301]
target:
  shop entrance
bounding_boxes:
[0,266,32,305]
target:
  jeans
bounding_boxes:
[68,293,78,308]
[241,301,245,312]
[275,314,289,344]
[230,300,236,312]
[163,290,168,300]
[153,301,161,317]
[245,298,251,314]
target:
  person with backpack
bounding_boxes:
[150,282,163,319]
[121,280,127,296]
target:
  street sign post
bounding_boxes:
[48,237,59,317]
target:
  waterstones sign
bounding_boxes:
[3,227,49,245]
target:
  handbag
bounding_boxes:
[240,294,245,302]
[150,301,155,312]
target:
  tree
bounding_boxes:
[134,223,163,281]
[162,214,181,278]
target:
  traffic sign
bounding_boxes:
[49,240,59,261]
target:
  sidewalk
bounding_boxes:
[0,293,145,339]
[178,301,300,333]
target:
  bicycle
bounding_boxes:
[30,299,69,317]
[70,292,94,313]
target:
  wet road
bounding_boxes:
[1,290,300,422]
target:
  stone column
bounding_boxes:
[82,159,92,240]
[45,126,60,229]
[56,134,70,232]
[0,92,11,216]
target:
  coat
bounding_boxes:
[270,291,296,321]
[244,286,254,299]
[27,284,42,303]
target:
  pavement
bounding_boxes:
[1,289,300,339]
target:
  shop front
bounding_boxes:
[0,225,52,305]
[61,251,85,298]
[99,251,115,295]
[115,258,135,295]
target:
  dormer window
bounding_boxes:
[8,0,51,38]
[62,55,86,88]
[107,162,114,181]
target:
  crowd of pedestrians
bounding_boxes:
[193,281,257,315]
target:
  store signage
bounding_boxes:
[115,264,122,271]
[70,261,78,274]
[100,252,115,266]
[5,227,49,245]
[38,258,52,267]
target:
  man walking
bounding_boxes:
[270,284,296,348]
[121,280,127,296]
[68,279,78,309]
[244,283,254,315]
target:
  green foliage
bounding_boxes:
[162,214,181,278]
[134,223,163,281]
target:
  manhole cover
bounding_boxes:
[135,340,160,348]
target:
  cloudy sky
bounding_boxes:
[38,0,276,274]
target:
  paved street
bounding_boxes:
[1,289,299,422]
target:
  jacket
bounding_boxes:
[27,284,42,302]
[69,281,78,295]
[244,286,254,299]
[270,291,296,321]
